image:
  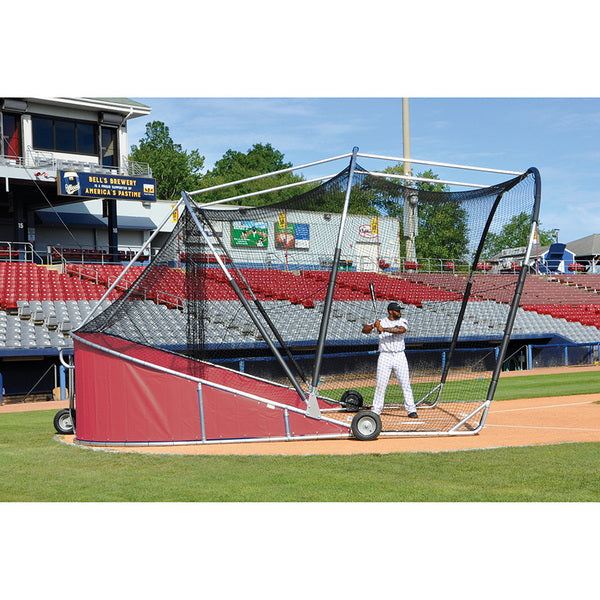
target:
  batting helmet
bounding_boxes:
[387,301,405,312]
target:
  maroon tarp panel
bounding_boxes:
[73,333,348,444]
[74,337,201,443]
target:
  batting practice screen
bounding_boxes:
[76,162,540,441]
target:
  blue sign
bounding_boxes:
[57,170,157,202]
[294,223,310,249]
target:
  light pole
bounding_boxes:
[403,98,418,262]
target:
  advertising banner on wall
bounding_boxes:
[358,223,378,239]
[57,170,157,202]
[274,222,310,249]
[231,221,269,247]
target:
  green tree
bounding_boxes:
[301,172,381,216]
[129,121,205,201]
[483,212,555,258]
[413,169,469,260]
[375,165,469,260]
[198,143,312,206]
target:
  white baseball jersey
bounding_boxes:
[372,316,416,415]
[377,317,408,352]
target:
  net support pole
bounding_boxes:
[306,146,359,417]
[181,192,310,405]
[486,167,542,403]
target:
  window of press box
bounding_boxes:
[1,113,20,156]
[31,116,97,155]
[101,126,118,166]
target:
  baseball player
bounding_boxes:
[361,301,418,418]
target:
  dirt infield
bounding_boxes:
[59,393,600,455]
[3,366,599,456]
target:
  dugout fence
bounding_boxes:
[528,341,600,369]
[70,148,541,444]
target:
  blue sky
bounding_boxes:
[126,97,600,244]
[11,2,599,244]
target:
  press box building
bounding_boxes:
[0,97,177,261]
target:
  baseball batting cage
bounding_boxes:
[71,148,541,445]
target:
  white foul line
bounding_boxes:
[486,423,600,432]
[491,400,595,413]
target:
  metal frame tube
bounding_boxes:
[188,153,352,197]
[197,383,206,442]
[198,174,337,206]
[58,348,75,411]
[356,152,522,176]
[449,400,489,433]
[415,382,443,408]
[74,432,355,447]
[355,169,489,189]
[74,424,488,446]
[284,409,291,439]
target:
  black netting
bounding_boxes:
[79,164,539,435]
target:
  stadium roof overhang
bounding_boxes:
[22,97,151,121]
[35,210,156,230]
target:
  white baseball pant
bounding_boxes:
[372,350,416,414]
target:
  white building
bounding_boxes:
[0,97,176,261]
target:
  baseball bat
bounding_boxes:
[368,283,378,323]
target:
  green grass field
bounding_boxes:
[1,370,599,502]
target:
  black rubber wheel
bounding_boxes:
[340,389,364,412]
[53,408,75,434]
[351,410,382,441]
